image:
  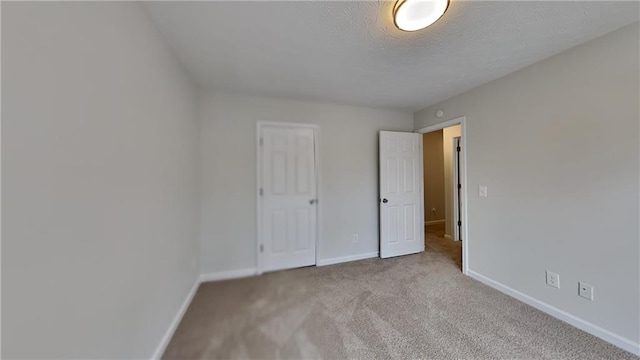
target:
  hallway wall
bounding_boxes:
[423,131,445,223]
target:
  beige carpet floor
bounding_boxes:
[163,225,636,359]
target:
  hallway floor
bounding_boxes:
[425,222,462,271]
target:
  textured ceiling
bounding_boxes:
[145,1,639,111]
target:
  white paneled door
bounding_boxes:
[379,131,424,258]
[259,124,317,273]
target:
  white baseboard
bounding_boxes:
[425,219,445,225]
[151,278,200,360]
[199,268,257,283]
[317,252,379,266]
[467,270,640,356]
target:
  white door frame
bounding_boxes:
[256,121,320,275]
[415,116,469,275]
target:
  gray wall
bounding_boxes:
[415,23,640,344]
[2,2,200,358]
[199,92,413,274]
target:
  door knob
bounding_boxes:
[309,199,316,205]
[382,198,388,203]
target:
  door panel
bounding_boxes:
[380,131,424,258]
[261,126,316,272]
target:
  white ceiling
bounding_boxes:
[145,1,639,112]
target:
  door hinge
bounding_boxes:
[259,188,263,196]
[260,137,264,146]
[260,244,264,253]
[457,146,461,152]
[458,184,462,189]
[458,220,462,227]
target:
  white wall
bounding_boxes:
[442,125,461,238]
[415,23,640,347]
[2,3,200,358]
[199,92,413,274]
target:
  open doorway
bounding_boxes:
[420,120,466,272]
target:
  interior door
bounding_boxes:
[453,136,462,241]
[260,125,317,272]
[379,131,424,258]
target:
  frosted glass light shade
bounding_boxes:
[393,0,449,32]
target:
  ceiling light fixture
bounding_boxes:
[393,0,449,32]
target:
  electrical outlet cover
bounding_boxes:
[545,271,560,289]
[578,282,594,300]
